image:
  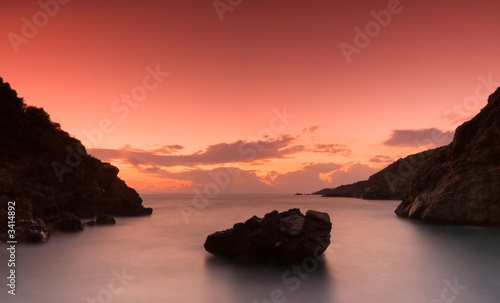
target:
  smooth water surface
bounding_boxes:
[1,194,500,302]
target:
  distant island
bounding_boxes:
[0,78,152,242]
[314,87,500,226]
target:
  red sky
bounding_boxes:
[1,0,500,194]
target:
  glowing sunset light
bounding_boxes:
[2,0,499,194]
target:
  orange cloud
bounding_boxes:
[89,135,305,167]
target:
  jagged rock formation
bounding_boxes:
[204,209,332,263]
[0,78,152,242]
[395,88,500,225]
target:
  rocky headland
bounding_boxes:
[314,87,500,226]
[312,148,440,200]
[204,209,332,264]
[395,87,500,225]
[0,78,152,242]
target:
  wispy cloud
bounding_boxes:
[140,162,348,193]
[90,135,304,167]
[301,125,321,134]
[383,128,454,148]
[145,144,184,154]
[135,161,378,194]
[88,134,365,193]
[369,155,394,163]
[312,144,351,156]
[90,134,352,168]
[139,166,275,194]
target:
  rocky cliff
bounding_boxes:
[0,78,152,242]
[312,148,442,200]
[395,88,500,225]
[314,87,500,226]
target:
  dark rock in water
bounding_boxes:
[395,87,500,226]
[55,213,84,232]
[85,220,96,226]
[17,218,51,242]
[0,77,152,242]
[96,214,116,225]
[204,209,332,263]
[0,200,50,242]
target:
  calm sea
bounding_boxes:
[1,194,500,303]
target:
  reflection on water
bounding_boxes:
[204,255,333,303]
[408,222,500,302]
[1,194,499,303]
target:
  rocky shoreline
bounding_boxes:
[395,87,500,225]
[314,87,500,226]
[0,78,152,243]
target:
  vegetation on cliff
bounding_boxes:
[0,78,152,242]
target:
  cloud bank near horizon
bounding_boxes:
[89,134,378,193]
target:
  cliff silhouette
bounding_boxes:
[312,148,442,200]
[315,87,500,226]
[0,78,152,242]
[395,87,500,225]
